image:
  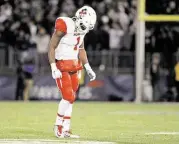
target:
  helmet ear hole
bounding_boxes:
[72,17,77,21]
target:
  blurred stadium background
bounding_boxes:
[1,0,179,102]
[0,0,179,143]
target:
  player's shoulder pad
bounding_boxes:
[56,17,75,34]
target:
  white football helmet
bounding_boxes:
[74,6,97,32]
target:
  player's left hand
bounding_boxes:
[86,69,96,81]
[84,63,96,81]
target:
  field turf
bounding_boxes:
[0,102,179,144]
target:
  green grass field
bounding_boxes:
[0,102,179,144]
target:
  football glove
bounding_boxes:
[84,63,96,81]
[51,63,62,79]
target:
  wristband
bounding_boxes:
[84,63,92,70]
[50,63,57,70]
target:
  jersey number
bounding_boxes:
[74,37,80,50]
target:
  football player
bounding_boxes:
[48,6,97,138]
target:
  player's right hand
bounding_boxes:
[51,63,62,79]
[52,69,62,79]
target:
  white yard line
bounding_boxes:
[0,139,115,144]
[109,111,179,115]
[145,132,179,135]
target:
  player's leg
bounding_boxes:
[63,72,79,132]
[63,104,73,132]
[54,72,77,137]
[54,72,75,137]
[71,71,80,93]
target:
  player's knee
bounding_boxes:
[69,96,75,103]
[62,90,75,103]
[63,95,75,103]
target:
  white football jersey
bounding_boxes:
[54,17,87,60]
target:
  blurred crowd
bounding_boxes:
[0,0,138,101]
[0,0,179,57]
[0,0,138,53]
[146,0,179,69]
[145,0,179,102]
[1,0,179,60]
[1,0,179,101]
[146,0,179,14]
[0,0,179,68]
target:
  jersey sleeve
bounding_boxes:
[55,18,67,33]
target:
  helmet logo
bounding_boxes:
[79,9,87,17]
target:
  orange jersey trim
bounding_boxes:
[55,18,67,33]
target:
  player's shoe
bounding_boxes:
[54,126,79,138]
[54,125,63,138]
[60,131,80,138]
